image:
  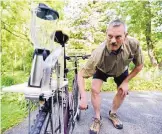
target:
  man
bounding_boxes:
[77,19,144,134]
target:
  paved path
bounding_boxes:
[4,91,162,134]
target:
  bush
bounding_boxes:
[1,76,15,86]
[1,71,28,87]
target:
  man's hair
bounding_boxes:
[108,19,128,33]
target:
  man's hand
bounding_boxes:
[77,70,89,110]
[118,81,129,98]
[79,96,88,110]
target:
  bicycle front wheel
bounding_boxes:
[30,103,50,134]
[72,74,81,121]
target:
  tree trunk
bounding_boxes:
[159,61,162,69]
[145,1,158,67]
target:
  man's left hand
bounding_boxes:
[118,81,129,98]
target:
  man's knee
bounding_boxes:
[91,85,100,95]
[91,79,103,95]
[117,89,126,99]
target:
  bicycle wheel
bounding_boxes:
[52,89,64,134]
[67,75,81,134]
[72,74,81,121]
[62,86,70,134]
[30,100,51,134]
[29,92,65,134]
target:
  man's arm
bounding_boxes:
[77,42,106,109]
[124,64,143,83]
[119,40,144,97]
[78,70,86,98]
[77,70,87,110]
[77,55,97,110]
[77,48,103,109]
[119,64,143,97]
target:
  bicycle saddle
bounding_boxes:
[54,30,69,46]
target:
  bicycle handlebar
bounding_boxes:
[65,55,91,61]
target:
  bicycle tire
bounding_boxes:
[53,89,65,134]
[67,75,81,134]
[72,74,81,121]
[29,106,49,134]
[29,94,65,134]
[63,86,70,134]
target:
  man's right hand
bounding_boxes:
[79,96,88,110]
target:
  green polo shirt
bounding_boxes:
[81,36,144,78]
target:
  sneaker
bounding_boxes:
[108,111,123,129]
[89,117,102,134]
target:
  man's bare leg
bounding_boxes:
[111,89,126,113]
[91,79,103,119]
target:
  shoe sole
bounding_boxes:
[108,117,123,129]
[89,130,99,134]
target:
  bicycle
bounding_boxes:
[64,54,90,132]
[27,3,90,134]
[2,3,89,134]
[28,31,90,134]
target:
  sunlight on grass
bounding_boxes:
[1,102,28,132]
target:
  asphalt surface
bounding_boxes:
[4,91,162,134]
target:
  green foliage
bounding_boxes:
[1,0,65,76]
[154,40,162,63]
[24,47,34,73]
[70,31,84,39]
[129,76,162,91]
[129,62,135,71]
[93,31,105,44]
[1,101,28,132]
[102,78,117,91]
[1,76,15,87]
[1,71,28,87]
[2,0,31,75]
[1,93,29,132]
[69,40,85,49]
[83,71,162,91]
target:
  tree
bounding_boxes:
[1,0,66,75]
[113,0,162,66]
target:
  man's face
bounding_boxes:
[107,24,127,51]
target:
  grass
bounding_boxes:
[1,71,28,87]
[1,101,28,133]
[1,92,28,133]
[1,92,37,133]
[1,70,29,133]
